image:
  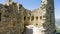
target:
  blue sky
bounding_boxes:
[0,0,60,19]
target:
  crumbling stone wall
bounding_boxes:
[0,2,25,34]
[0,0,56,34]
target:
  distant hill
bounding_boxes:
[55,19,60,28]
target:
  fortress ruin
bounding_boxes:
[0,0,56,34]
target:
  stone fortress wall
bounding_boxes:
[0,0,56,34]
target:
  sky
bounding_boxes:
[0,0,60,19]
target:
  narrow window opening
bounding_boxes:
[24,16,26,20]
[36,16,38,20]
[31,16,34,21]
[40,16,42,19]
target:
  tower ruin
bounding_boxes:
[39,0,56,34]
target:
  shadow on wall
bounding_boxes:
[22,28,33,34]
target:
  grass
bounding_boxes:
[56,28,60,33]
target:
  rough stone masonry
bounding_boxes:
[0,0,56,34]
